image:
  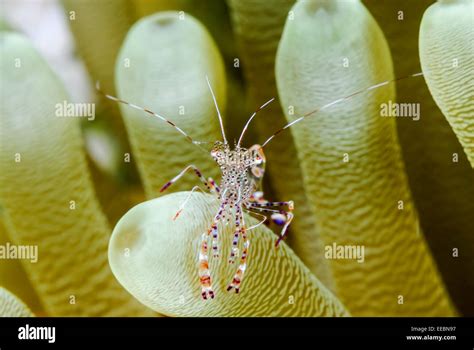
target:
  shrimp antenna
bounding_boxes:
[237,97,275,147]
[261,72,424,148]
[205,75,227,144]
[95,82,211,154]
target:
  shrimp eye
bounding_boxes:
[249,144,266,164]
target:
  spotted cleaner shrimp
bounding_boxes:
[96,71,423,300]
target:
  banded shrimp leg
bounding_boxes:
[227,203,250,294]
[246,197,294,247]
[226,201,286,293]
[159,164,220,220]
[198,188,233,299]
[198,200,224,300]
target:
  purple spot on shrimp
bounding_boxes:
[274,219,285,225]
[272,213,286,226]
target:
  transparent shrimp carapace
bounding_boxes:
[97,72,423,299]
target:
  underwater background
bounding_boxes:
[0,0,473,317]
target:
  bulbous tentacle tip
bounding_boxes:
[109,193,349,317]
[0,287,33,317]
[437,0,467,4]
[303,0,340,14]
[420,0,474,167]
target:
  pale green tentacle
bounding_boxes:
[109,192,349,317]
[276,0,455,316]
[0,33,155,316]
